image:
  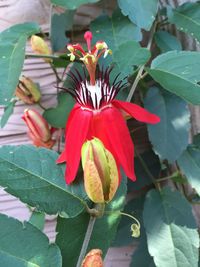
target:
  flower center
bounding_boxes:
[59,67,128,110]
[78,80,114,110]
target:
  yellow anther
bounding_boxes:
[80,54,96,64]
[104,49,112,58]
[68,53,75,62]
[96,41,108,50]
[67,45,75,53]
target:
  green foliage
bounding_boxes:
[144,87,190,163]
[143,187,199,267]
[0,22,40,105]
[147,51,200,104]
[128,150,161,191]
[167,2,200,42]
[91,9,142,52]
[131,235,155,267]
[0,100,16,128]
[50,0,100,9]
[117,0,158,30]
[51,10,75,52]
[1,1,200,265]
[112,41,151,77]
[0,145,86,217]
[43,92,75,128]
[56,176,127,267]
[0,213,62,267]
[29,211,45,231]
[154,30,182,53]
[178,134,200,196]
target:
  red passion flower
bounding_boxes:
[57,31,160,184]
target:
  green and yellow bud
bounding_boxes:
[16,76,41,104]
[30,35,52,63]
[81,138,119,203]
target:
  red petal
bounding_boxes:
[58,107,92,184]
[112,100,160,124]
[56,106,79,164]
[100,106,136,181]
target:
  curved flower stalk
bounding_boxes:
[57,66,160,184]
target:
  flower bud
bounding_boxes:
[30,35,52,63]
[22,109,55,149]
[81,249,103,267]
[81,138,119,203]
[15,76,41,104]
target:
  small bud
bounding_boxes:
[81,249,103,267]
[81,138,119,203]
[16,76,41,104]
[22,109,55,149]
[30,35,52,63]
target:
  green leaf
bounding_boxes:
[0,145,86,217]
[117,0,158,30]
[167,3,200,42]
[144,87,190,163]
[178,135,200,196]
[52,54,70,68]
[43,92,75,128]
[143,187,199,267]
[91,9,142,52]
[50,0,100,9]
[131,235,155,267]
[147,51,200,104]
[51,10,75,52]
[154,30,182,53]
[0,100,16,128]
[56,176,127,267]
[112,41,150,77]
[0,213,62,267]
[0,23,40,105]
[29,211,45,231]
[128,149,161,191]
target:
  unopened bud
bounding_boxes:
[30,35,52,63]
[81,249,103,267]
[22,109,55,149]
[16,77,41,104]
[81,138,119,203]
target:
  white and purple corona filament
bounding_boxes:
[60,68,128,111]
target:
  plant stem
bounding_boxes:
[37,102,46,110]
[76,216,96,267]
[135,148,161,191]
[126,21,157,102]
[50,63,62,83]
[25,53,60,59]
